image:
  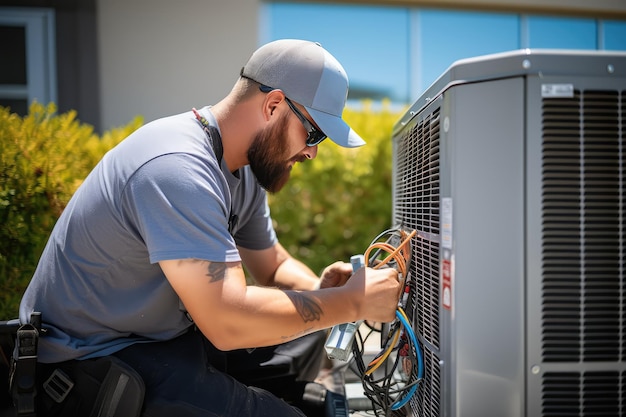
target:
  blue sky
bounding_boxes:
[261,2,626,103]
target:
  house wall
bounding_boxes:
[97,0,259,129]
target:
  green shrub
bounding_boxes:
[0,100,404,319]
[0,103,142,319]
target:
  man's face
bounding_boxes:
[248,111,306,193]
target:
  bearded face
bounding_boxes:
[247,111,298,193]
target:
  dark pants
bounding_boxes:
[112,328,327,417]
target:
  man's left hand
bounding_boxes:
[317,261,354,289]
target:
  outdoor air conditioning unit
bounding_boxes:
[392,49,626,417]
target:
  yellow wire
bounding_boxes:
[365,327,401,376]
[397,306,410,324]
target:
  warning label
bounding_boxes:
[442,259,452,310]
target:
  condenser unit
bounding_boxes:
[392,49,626,417]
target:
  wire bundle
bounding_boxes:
[350,227,424,416]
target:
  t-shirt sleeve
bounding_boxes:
[120,153,241,263]
[231,191,277,250]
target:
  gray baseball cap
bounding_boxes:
[241,39,366,148]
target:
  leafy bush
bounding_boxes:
[0,101,403,319]
[0,103,142,319]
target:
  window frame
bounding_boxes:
[0,7,57,112]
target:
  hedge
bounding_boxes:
[0,103,143,319]
[0,101,403,319]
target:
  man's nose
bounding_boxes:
[303,145,318,160]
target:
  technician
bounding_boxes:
[19,39,401,416]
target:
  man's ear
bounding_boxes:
[263,89,285,121]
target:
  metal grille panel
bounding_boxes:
[411,348,442,417]
[541,89,625,363]
[393,107,441,417]
[541,371,623,416]
[541,89,626,416]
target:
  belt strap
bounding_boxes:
[11,312,42,417]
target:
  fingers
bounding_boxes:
[323,261,352,275]
[318,261,353,289]
[353,267,401,323]
[377,267,400,286]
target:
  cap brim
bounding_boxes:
[306,107,366,148]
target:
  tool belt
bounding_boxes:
[1,313,144,417]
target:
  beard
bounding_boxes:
[248,112,295,193]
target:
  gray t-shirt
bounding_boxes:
[19,107,277,363]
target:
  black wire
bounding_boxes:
[348,226,422,416]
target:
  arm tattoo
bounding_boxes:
[285,291,322,323]
[205,261,227,283]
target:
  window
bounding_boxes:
[0,8,56,116]
[263,3,626,104]
[262,2,409,102]
[416,9,520,95]
[526,16,597,49]
[603,20,626,50]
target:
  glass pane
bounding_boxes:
[603,21,626,51]
[0,98,28,116]
[265,3,410,102]
[419,10,520,93]
[528,16,596,49]
[0,25,27,84]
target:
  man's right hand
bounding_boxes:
[343,266,401,323]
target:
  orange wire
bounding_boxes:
[362,229,416,373]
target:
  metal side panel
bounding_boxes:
[443,76,526,417]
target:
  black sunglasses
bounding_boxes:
[258,84,327,147]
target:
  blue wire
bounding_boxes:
[391,309,424,410]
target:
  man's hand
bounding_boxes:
[317,261,354,289]
[344,267,401,323]
[318,262,401,323]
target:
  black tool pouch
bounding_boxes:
[39,356,145,417]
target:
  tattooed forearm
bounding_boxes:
[285,291,323,323]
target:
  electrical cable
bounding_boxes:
[391,307,423,410]
[365,326,401,376]
[349,226,424,416]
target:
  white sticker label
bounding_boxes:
[442,197,452,249]
[541,84,574,98]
